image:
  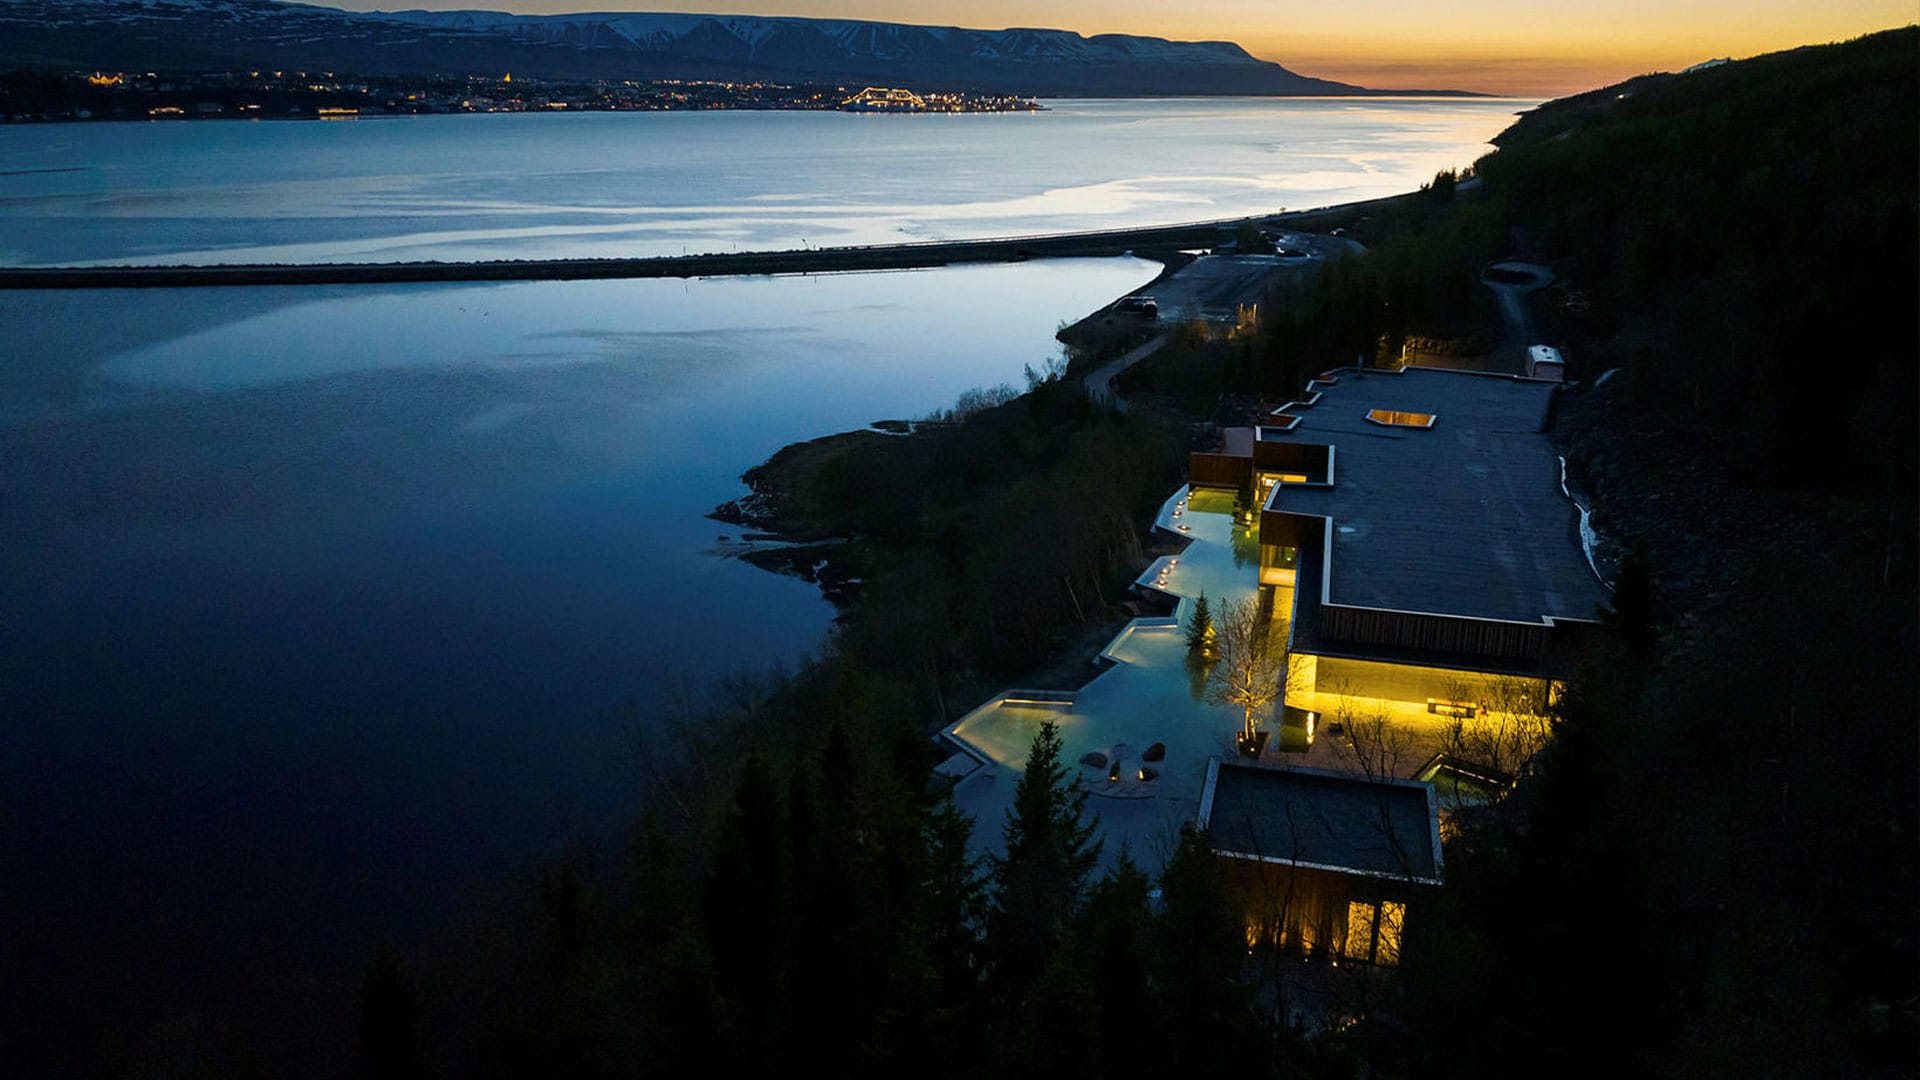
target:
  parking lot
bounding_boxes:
[1121,231,1355,322]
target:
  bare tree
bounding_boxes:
[614,665,786,829]
[1324,679,1420,782]
[1205,596,1294,745]
[1437,675,1554,780]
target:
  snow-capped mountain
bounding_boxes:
[0,0,1460,96]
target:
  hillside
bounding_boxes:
[0,0,1473,96]
[1230,29,1917,1076]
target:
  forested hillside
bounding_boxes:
[1244,28,1917,1078]
[351,29,1916,1078]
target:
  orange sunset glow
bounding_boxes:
[334,0,1917,95]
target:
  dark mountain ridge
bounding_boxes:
[0,0,1483,95]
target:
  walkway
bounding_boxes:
[1083,332,1172,412]
[1480,260,1555,374]
[941,488,1261,873]
[939,481,1468,874]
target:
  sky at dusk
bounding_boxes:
[339,0,1916,96]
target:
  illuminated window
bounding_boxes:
[1344,901,1376,960]
[1427,697,1477,718]
[1344,899,1407,964]
[1263,545,1298,567]
[1365,409,1437,428]
[1376,901,1405,965]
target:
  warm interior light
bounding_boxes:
[1345,901,1376,961]
[1365,409,1436,428]
[1377,901,1405,966]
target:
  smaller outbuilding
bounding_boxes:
[1198,759,1442,964]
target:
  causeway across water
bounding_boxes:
[0,199,1392,288]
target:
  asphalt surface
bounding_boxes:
[1081,236,1357,410]
[1084,331,1173,413]
[1482,260,1555,373]
[0,215,1304,290]
[0,194,1391,290]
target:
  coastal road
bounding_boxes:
[0,193,1391,290]
[1084,332,1174,413]
[0,215,1285,290]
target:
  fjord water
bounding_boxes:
[0,98,1515,1057]
[0,262,1157,1050]
[0,97,1530,266]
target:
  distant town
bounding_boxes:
[0,69,1045,123]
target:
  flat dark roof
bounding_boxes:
[1199,760,1441,882]
[1267,368,1606,625]
[1288,539,1572,678]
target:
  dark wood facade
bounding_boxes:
[1220,859,1417,965]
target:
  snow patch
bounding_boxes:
[1559,455,1610,590]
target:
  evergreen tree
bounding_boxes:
[875,789,983,1072]
[359,942,423,1080]
[640,922,731,1079]
[620,816,689,957]
[1003,947,1099,1079]
[923,791,985,995]
[700,753,793,1064]
[986,721,1102,992]
[507,863,613,1076]
[1186,591,1215,657]
[1151,829,1254,1071]
[1602,542,1658,655]
[1234,473,1257,521]
[1082,851,1154,1072]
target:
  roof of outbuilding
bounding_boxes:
[1199,760,1441,882]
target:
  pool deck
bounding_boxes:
[939,488,1271,872]
[941,484,1464,874]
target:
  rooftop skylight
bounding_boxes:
[1365,409,1436,429]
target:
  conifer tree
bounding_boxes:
[1602,542,1658,655]
[1152,829,1254,1070]
[360,942,423,1080]
[700,753,793,1062]
[1082,851,1154,1072]
[1187,591,1216,657]
[986,721,1101,991]
[923,791,984,993]
[1234,473,1257,521]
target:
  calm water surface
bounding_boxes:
[0,97,1532,266]
[0,260,1151,1053]
[0,97,1524,1060]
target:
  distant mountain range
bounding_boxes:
[0,0,1480,96]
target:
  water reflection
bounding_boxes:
[0,258,1155,1006]
[0,98,1531,266]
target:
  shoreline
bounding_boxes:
[0,195,1406,290]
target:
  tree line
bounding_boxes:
[356,30,1915,1078]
